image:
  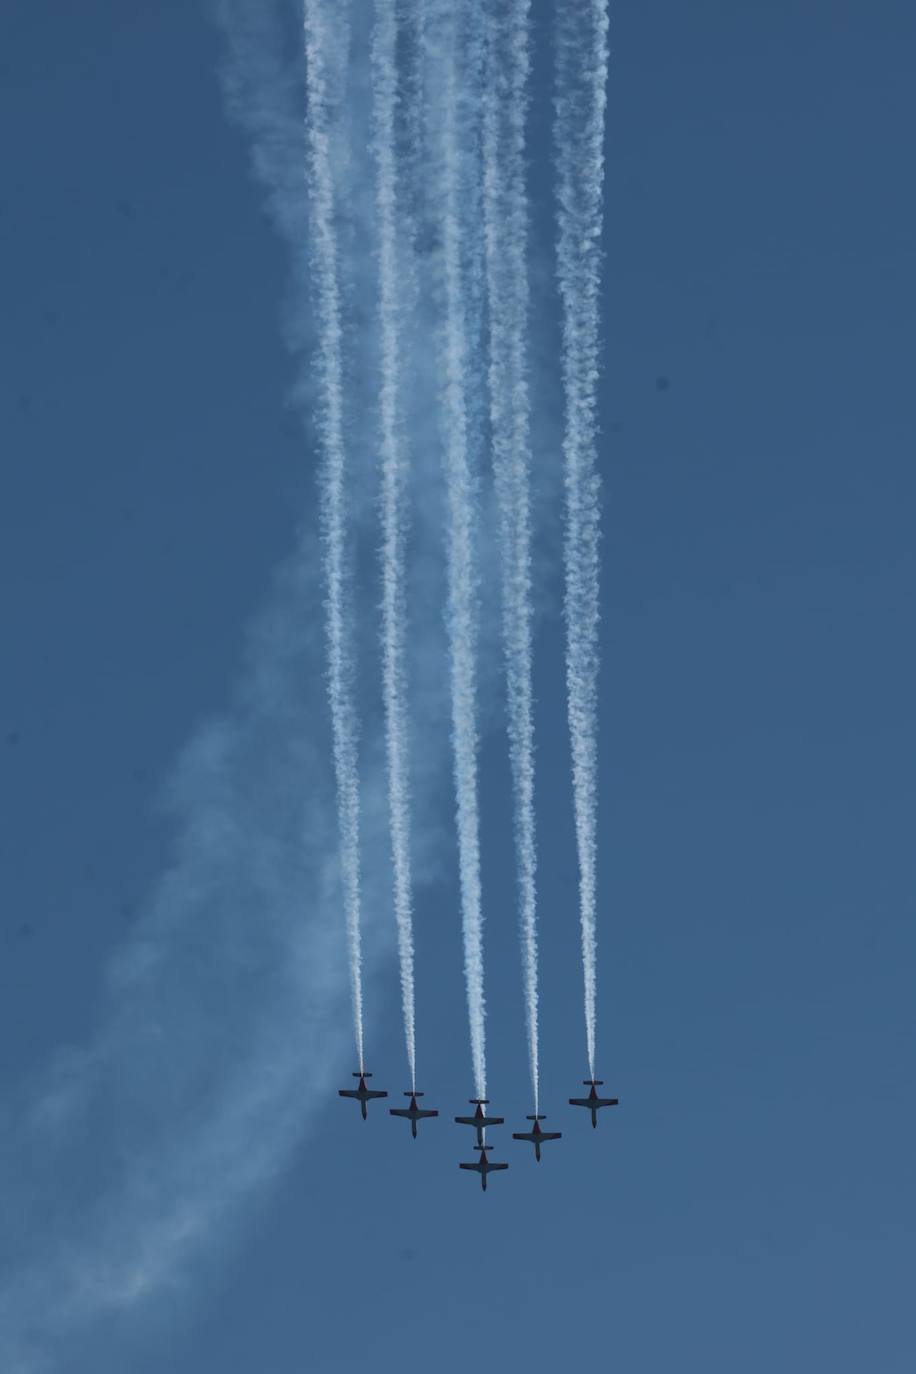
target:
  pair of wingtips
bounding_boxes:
[337,1075,444,1135]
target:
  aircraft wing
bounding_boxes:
[459,1162,483,1173]
[512,1131,536,1143]
[488,1162,508,1172]
[339,1089,360,1100]
[389,1107,412,1119]
[569,1097,592,1108]
[541,1131,562,1141]
[415,1109,438,1120]
[365,1089,388,1099]
[597,1097,619,1107]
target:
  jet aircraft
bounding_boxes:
[389,1091,439,1138]
[569,1079,619,1128]
[454,1099,504,1147]
[338,1072,388,1120]
[459,1144,509,1192]
[512,1114,562,1162]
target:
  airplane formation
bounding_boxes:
[339,1072,619,1191]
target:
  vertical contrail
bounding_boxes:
[303,0,365,1070]
[371,0,417,1090]
[554,0,610,1079]
[428,4,487,1101]
[481,2,539,1112]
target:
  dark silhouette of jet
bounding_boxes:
[569,1080,619,1128]
[512,1114,562,1162]
[338,1072,388,1120]
[389,1091,439,1138]
[454,1099,504,1147]
[459,1144,509,1192]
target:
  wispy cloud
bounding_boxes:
[0,545,371,1369]
[0,7,416,1366]
[0,3,601,1366]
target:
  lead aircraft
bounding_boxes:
[338,1071,388,1120]
[389,1091,439,1138]
[512,1114,562,1162]
[569,1080,619,1128]
[459,1144,509,1192]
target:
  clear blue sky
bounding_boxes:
[1,2,914,1370]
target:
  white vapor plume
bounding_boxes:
[481,1,540,1113]
[371,0,417,1090]
[0,6,454,1366]
[0,0,603,1364]
[303,0,366,1070]
[554,0,610,1079]
[0,547,388,1373]
[428,4,487,1101]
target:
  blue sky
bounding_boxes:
[1,2,914,1371]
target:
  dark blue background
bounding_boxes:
[1,2,913,1370]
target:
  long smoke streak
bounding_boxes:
[0,2,588,1365]
[554,0,610,1079]
[371,0,417,1090]
[303,0,365,1070]
[481,1,540,1112]
[429,6,487,1101]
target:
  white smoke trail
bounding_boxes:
[481,1,539,1112]
[554,0,610,1079]
[303,0,365,1071]
[427,5,487,1101]
[1,3,560,1364]
[0,7,461,1364]
[371,0,417,1091]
